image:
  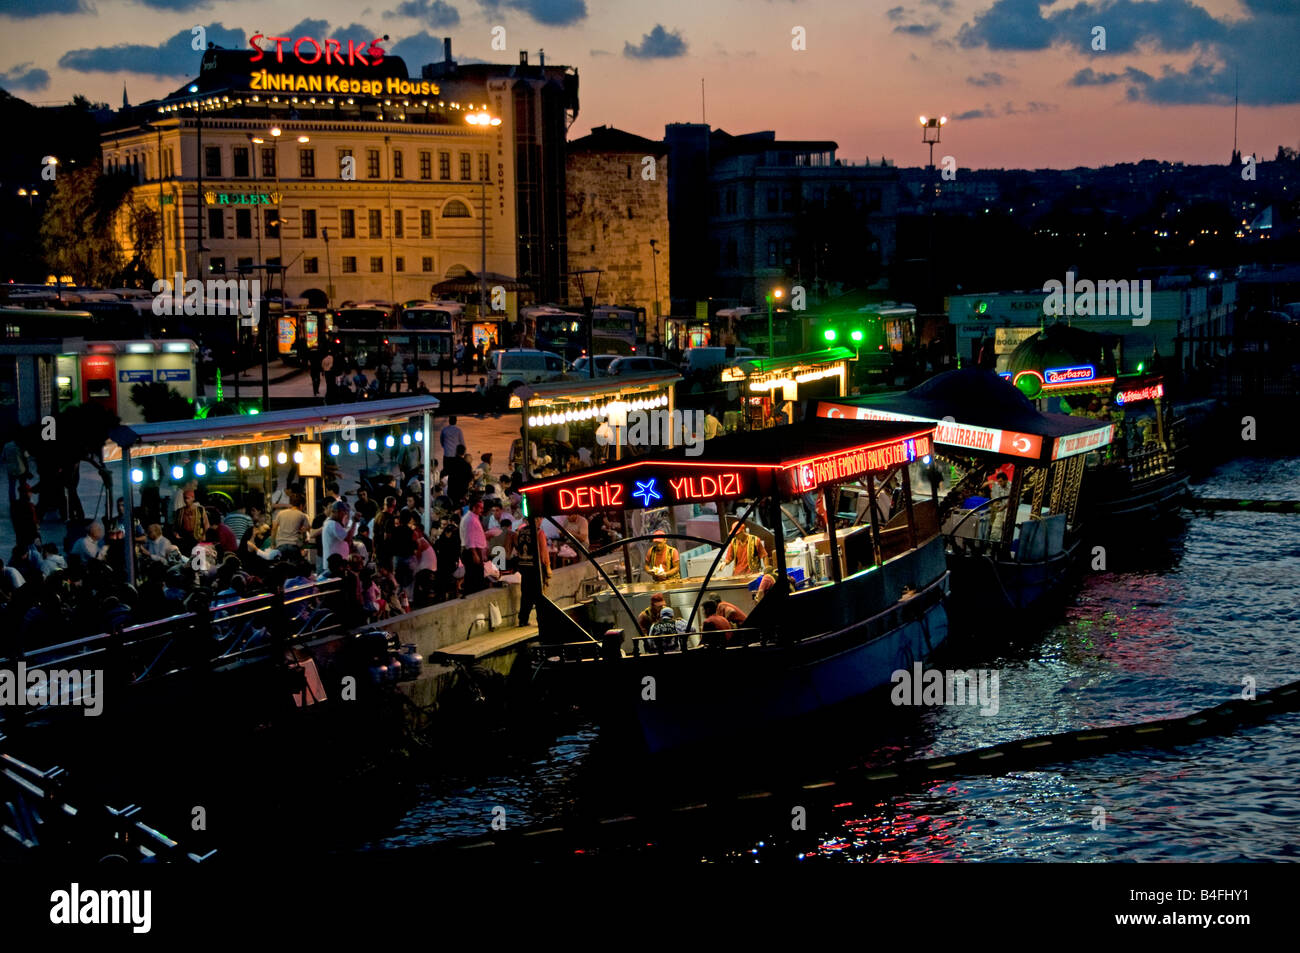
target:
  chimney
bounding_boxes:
[539,49,545,67]
[443,37,452,63]
[520,51,528,65]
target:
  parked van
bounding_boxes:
[488,348,568,390]
[681,346,756,376]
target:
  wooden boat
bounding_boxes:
[816,369,1115,617]
[520,419,951,754]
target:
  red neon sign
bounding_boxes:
[1114,382,1163,405]
[557,482,625,511]
[249,35,386,67]
[668,472,743,501]
[787,435,932,492]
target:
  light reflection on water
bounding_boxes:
[366,457,1300,861]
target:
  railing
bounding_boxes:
[1,578,343,726]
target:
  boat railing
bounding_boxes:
[1,578,344,724]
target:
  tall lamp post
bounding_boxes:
[764,287,784,358]
[649,238,661,352]
[920,114,946,341]
[920,115,946,171]
[190,85,204,279]
[465,110,502,333]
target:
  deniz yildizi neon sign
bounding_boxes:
[1114,382,1164,405]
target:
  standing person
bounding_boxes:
[371,495,398,571]
[223,498,254,545]
[308,348,322,397]
[989,470,1011,541]
[439,416,465,462]
[433,520,461,602]
[405,358,419,393]
[511,516,550,627]
[721,521,768,576]
[459,497,488,594]
[320,350,335,402]
[376,356,391,396]
[271,491,311,559]
[319,501,355,572]
[175,490,209,553]
[10,485,38,550]
[3,438,31,507]
[442,445,473,507]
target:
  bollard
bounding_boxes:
[603,629,624,663]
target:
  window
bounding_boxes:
[852,189,865,211]
[420,209,432,237]
[767,188,779,213]
[261,149,276,178]
[395,257,405,272]
[340,208,355,239]
[366,148,381,179]
[265,208,279,239]
[627,206,634,219]
[421,257,433,273]
[726,239,738,268]
[236,209,252,238]
[868,188,882,212]
[301,208,316,239]
[299,148,315,178]
[767,239,778,267]
[438,152,450,180]
[479,152,490,181]
[393,209,403,238]
[726,188,736,214]
[782,188,795,211]
[627,164,633,179]
[442,199,470,218]
[233,147,250,178]
[207,208,224,239]
[370,256,384,273]
[782,240,794,266]
[342,256,357,273]
[303,257,319,274]
[420,150,432,179]
[338,148,353,178]
[204,146,221,178]
[392,150,403,179]
[368,209,382,238]
[208,257,226,274]
[237,256,253,273]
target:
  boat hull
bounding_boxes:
[945,537,1079,619]
[1083,467,1190,526]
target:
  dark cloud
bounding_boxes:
[589,49,611,56]
[135,0,211,10]
[966,71,1005,86]
[894,22,939,36]
[0,63,50,91]
[955,0,1299,105]
[954,108,991,120]
[330,23,384,42]
[0,0,88,16]
[385,0,461,28]
[624,25,687,59]
[477,0,587,27]
[59,23,245,77]
[280,19,332,39]
[886,6,906,21]
[387,31,448,66]
[921,0,955,11]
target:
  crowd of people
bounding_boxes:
[0,419,568,654]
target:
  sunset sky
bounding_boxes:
[0,0,1296,169]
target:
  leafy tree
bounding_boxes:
[130,382,193,422]
[39,159,128,285]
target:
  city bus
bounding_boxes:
[328,328,453,371]
[591,305,645,356]
[332,306,393,330]
[527,306,586,361]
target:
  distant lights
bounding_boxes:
[194,462,207,477]
[367,437,378,450]
[414,430,423,442]
[348,441,359,454]
[171,465,184,480]
[385,435,395,448]
[329,442,340,456]
[292,450,303,464]
[216,459,229,473]
[276,451,288,465]
[402,433,411,445]
[258,453,270,468]
[130,468,144,484]
[238,455,251,469]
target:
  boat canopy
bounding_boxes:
[814,368,1113,464]
[519,418,936,519]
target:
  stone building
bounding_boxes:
[565,125,670,319]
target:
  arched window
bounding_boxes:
[442,199,471,218]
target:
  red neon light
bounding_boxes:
[668,472,742,501]
[249,34,385,66]
[1115,382,1163,405]
[786,434,932,491]
[557,482,625,510]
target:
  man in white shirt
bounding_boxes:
[439,416,465,461]
[71,521,108,564]
[459,498,489,593]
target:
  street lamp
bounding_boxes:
[919,115,947,171]
[765,287,784,358]
[649,238,661,352]
[465,110,501,329]
[190,84,204,278]
[16,188,37,208]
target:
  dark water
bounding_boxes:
[365,456,1300,860]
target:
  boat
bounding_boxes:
[1001,322,1191,527]
[520,418,950,754]
[815,368,1115,618]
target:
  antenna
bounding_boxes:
[701,78,706,124]
[1233,65,1239,159]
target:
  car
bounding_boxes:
[570,354,619,377]
[488,348,568,390]
[606,356,680,376]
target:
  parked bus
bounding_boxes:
[526,306,586,361]
[329,328,453,371]
[332,306,393,330]
[591,305,645,356]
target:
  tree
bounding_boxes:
[39,159,129,285]
[130,382,193,422]
[17,402,119,524]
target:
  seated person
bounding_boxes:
[647,606,681,652]
[644,530,680,581]
[637,593,667,635]
[145,523,180,562]
[722,521,767,576]
[701,599,732,633]
[706,592,748,627]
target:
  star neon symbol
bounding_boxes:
[632,478,661,507]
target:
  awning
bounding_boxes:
[515,371,680,405]
[430,271,531,294]
[814,369,1113,464]
[104,394,440,461]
